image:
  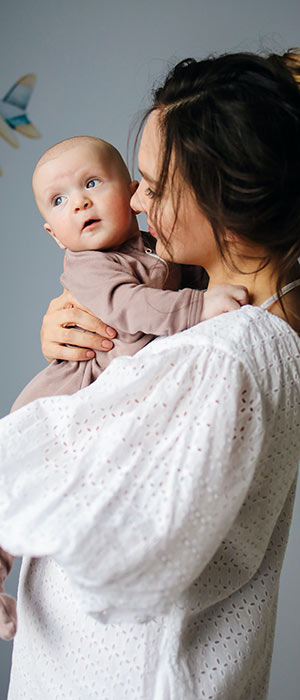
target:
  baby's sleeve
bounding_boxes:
[0,336,266,619]
[62,249,204,336]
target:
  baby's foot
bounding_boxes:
[0,592,17,640]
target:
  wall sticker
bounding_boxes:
[0,73,41,175]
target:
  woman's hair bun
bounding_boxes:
[282,49,300,87]
[268,48,300,88]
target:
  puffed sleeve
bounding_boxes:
[0,332,264,619]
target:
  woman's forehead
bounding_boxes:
[139,110,180,189]
[139,111,162,174]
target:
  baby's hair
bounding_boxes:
[33,135,131,191]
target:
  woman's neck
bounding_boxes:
[207,257,278,306]
[207,255,300,331]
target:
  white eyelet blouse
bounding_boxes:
[0,300,299,700]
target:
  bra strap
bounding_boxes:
[260,279,300,310]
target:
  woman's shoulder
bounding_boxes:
[145,304,300,386]
[202,301,297,340]
[191,302,297,345]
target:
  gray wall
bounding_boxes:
[1,1,299,697]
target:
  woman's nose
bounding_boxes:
[130,184,143,213]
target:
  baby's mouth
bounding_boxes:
[82,218,100,231]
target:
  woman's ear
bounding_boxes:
[224,228,237,243]
[44,223,66,250]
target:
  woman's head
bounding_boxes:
[131,49,300,297]
[132,109,219,268]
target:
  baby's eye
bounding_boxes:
[86,178,100,189]
[54,195,66,207]
[145,186,156,199]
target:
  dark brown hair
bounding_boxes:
[136,49,300,319]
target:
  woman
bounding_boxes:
[1,49,300,700]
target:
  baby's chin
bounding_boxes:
[77,234,130,252]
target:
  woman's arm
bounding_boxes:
[41,289,116,362]
[0,334,273,621]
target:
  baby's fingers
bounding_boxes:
[222,296,247,312]
[222,285,249,305]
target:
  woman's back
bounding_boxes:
[3,304,300,700]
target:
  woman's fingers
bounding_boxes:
[41,328,114,363]
[62,308,115,337]
[45,289,75,313]
[42,341,113,362]
[41,291,117,362]
[41,316,115,362]
[54,325,114,351]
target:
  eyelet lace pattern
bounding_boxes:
[1,305,299,700]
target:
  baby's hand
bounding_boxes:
[201,284,249,321]
[0,590,17,640]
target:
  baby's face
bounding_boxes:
[34,143,138,251]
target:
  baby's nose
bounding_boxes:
[73,195,92,212]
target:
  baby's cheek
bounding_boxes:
[114,198,133,225]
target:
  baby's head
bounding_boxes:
[32,136,139,251]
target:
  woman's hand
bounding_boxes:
[41,289,116,362]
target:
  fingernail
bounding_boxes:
[102,339,113,349]
[86,350,95,358]
[106,326,116,337]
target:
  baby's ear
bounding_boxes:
[44,223,66,250]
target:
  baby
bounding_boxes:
[1,135,248,639]
[11,135,247,409]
